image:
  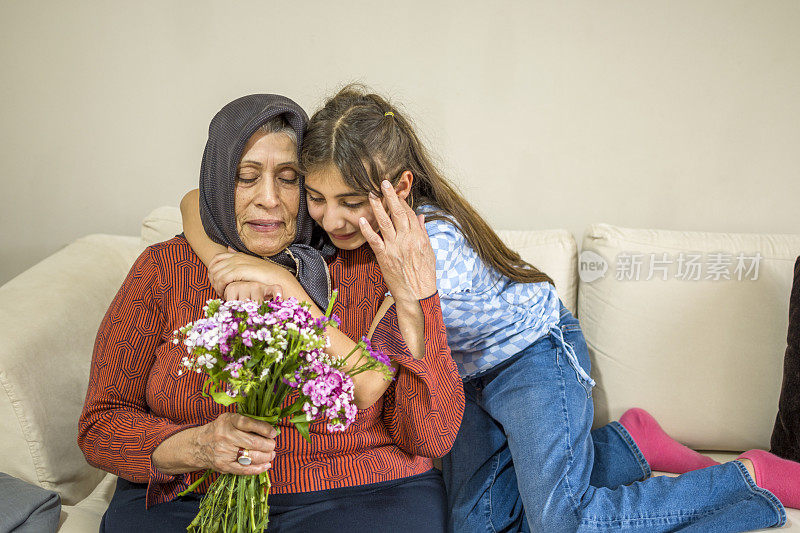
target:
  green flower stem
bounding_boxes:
[224,476,234,532]
[178,469,213,497]
[273,382,290,407]
[346,350,372,375]
[347,366,371,377]
[250,475,256,532]
[265,358,286,410]
[352,350,367,368]
[237,475,245,530]
[325,291,337,318]
[340,346,357,363]
[259,379,272,416]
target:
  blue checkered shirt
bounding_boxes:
[421,210,562,379]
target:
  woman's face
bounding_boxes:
[304,164,375,250]
[234,130,300,256]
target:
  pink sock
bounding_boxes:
[619,408,720,474]
[739,449,800,508]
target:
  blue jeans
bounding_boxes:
[441,300,786,532]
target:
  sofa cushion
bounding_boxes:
[497,230,578,315]
[57,473,117,533]
[140,206,182,249]
[0,235,142,506]
[578,223,800,452]
[771,256,800,461]
[139,207,580,314]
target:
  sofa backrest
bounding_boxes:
[141,207,580,313]
[579,223,800,451]
[496,230,578,314]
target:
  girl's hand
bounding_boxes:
[222,281,283,304]
[359,180,437,305]
[207,249,292,296]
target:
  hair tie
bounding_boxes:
[384,111,394,117]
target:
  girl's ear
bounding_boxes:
[394,171,414,201]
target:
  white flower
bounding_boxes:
[196,354,217,369]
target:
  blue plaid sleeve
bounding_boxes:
[425,217,475,296]
[422,213,562,377]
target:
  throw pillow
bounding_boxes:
[771,256,800,461]
[0,472,61,533]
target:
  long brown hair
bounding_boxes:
[301,84,554,286]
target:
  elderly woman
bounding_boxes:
[78,94,464,532]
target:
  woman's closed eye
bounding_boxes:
[277,169,299,184]
[236,172,259,184]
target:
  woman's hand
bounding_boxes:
[222,281,283,304]
[208,249,293,297]
[192,413,277,475]
[151,412,277,476]
[359,180,437,305]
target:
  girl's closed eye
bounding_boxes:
[306,194,364,208]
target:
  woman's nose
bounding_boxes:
[253,176,280,209]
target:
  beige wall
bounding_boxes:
[2,0,798,285]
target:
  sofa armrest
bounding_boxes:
[0,235,141,505]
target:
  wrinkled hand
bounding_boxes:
[359,180,437,304]
[194,412,277,475]
[208,249,291,297]
[222,281,282,304]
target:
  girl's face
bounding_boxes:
[304,163,413,251]
[304,164,376,250]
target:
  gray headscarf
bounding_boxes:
[198,94,335,310]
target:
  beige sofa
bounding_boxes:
[1,206,799,531]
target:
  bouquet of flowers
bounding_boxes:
[173,290,392,532]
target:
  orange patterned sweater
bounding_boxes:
[78,236,464,507]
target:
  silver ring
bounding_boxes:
[236,448,251,466]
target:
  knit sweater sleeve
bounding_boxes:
[370,293,464,458]
[77,248,199,505]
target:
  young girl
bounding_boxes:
[184,86,800,532]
